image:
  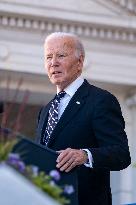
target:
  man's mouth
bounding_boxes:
[52,71,62,75]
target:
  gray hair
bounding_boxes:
[45,32,85,59]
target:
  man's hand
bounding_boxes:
[56,148,88,172]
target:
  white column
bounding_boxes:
[121,94,136,204]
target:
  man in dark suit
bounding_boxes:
[36,32,131,205]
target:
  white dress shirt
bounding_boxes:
[57,76,93,168]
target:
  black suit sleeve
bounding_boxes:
[90,92,131,171]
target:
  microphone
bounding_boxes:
[0,102,4,113]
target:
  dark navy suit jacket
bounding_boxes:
[36,80,131,205]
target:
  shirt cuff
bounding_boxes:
[82,149,93,168]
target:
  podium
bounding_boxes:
[12,137,78,205]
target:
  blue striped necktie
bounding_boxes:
[43,91,66,145]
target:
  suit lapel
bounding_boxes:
[48,80,90,147]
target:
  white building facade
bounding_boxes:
[0,0,136,204]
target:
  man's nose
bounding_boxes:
[51,56,59,66]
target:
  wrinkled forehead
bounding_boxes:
[44,36,76,54]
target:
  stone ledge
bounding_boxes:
[0,14,136,43]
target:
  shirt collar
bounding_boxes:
[57,76,84,97]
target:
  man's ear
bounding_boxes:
[77,55,84,69]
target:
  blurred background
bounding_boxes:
[0,0,136,204]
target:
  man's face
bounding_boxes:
[44,36,83,90]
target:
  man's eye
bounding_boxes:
[47,56,52,60]
[59,54,65,58]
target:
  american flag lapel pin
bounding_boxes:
[76,101,80,105]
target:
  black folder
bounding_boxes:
[12,137,78,205]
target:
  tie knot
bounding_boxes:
[56,91,66,100]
